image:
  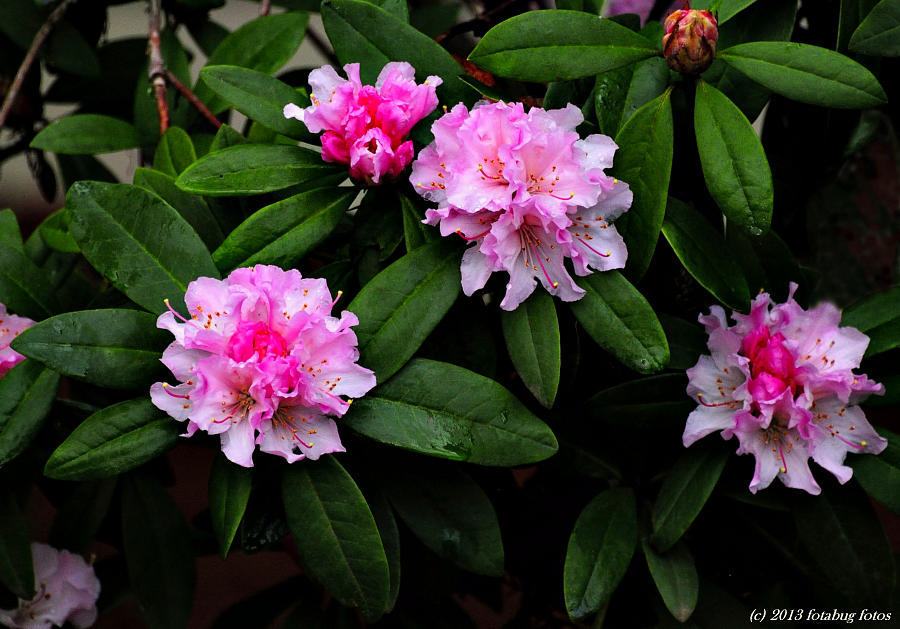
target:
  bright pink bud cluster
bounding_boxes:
[150,266,376,467]
[284,62,442,185]
[0,543,100,629]
[410,101,632,311]
[683,285,886,494]
[663,3,718,74]
[0,302,33,377]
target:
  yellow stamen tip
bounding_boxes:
[552,282,559,288]
[861,441,867,446]
[780,467,787,473]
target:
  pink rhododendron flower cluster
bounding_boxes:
[283,62,441,185]
[683,285,886,494]
[0,543,100,629]
[410,100,632,311]
[151,266,376,467]
[0,302,34,377]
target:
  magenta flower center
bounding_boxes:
[227,321,289,362]
[742,325,798,399]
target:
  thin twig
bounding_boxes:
[148,0,169,134]
[0,0,77,130]
[165,69,222,129]
[259,0,272,16]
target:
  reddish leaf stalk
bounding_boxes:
[165,69,222,130]
[0,0,77,130]
[148,0,169,134]
[259,0,272,16]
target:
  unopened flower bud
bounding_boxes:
[663,3,718,75]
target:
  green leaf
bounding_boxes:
[321,0,467,105]
[584,373,694,429]
[153,127,197,177]
[209,452,253,558]
[282,457,389,622]
[212,188,353,272]
[0,244,58,320]
[382,465,504,576]
[210,124,248,151]
[400,195,435,253]
[0,210,24,253]
[501,290,560,408]
[792,482,895,605]
[122,473,196,629]
[611,90,674,280]
[0,486,34,600]
[133,167,226,251]
[344,358,559,465]
[44,398,180,481]
[659,314,707,371]
[201,65,313,140]
[651,445,728,552]
[30,114,140,155]
[642,540,699,623]
[348,240,460,382]
[842,285,900,356]
[849,0,900,56]
[66,181,219,314]
[11,309,169,389]
[195,13,310,114]
[694,81,773,236]
[570,271,669,373]
[0,360,60,465]
[468,10,657,82]
[852,427,900,514]
[564,488,638,620]
[37,210,79,254]
[176,145,341,196]
[838,0,880,51]
[661,197,751,310]
[718,41,887,109]
[369,0,409,21]
[368,492,401,615]
[49,479,116,555]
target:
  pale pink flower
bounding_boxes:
[0,543,100,629]
[410,101,631,311]
[283,62,441,185]
[151,266,376,467]
[0,303,34,377]
[683,284,886,494]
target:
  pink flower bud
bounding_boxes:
[663,3,718,75]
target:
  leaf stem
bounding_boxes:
[0,0,77,131]
[148,0,169,135]
[164,69,222,129]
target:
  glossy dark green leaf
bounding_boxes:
[651,445,728,552]
[49,479,116,555]
[838,0,880,51]
[584,373,694,429]
[210,124,248,151]
[122,473,196,629]
[209,452,253,558]
[842,285,900,356]
[212,188,354,272]
[153,127,197,177]
[11,309,169,389]
[66,181,219,314]
[201,65,313,140]
[400,195,435,253]
[321,0,467,105]
[564,488,638,620]
[30,115,139,155]
[175,145,341,196]
[852,427,900,514]
[642,540,699,623]
[133,168,226,251]
[849,0,900,56]
[468,10,657,82]
[718,42,887,109]
[694,81,773,236]
[659,314,707,371]
[792,482,895,605]
[369,491,401,613]
[611,90,673,280]
[369,0,409,21]
[44,398,180,481]
[570,271,669,373]
[347,240,460,382]
[344,359,558,465]
[37,210,79,254]
[383,466,504,576]
[0,359,59,465]
[0,487,33,600]
[0,244,57,320]
[195,12,310,114]
[0,210,24,253]
[501,290,560,408]
[282,457,389,622]
[662,197,751,311]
